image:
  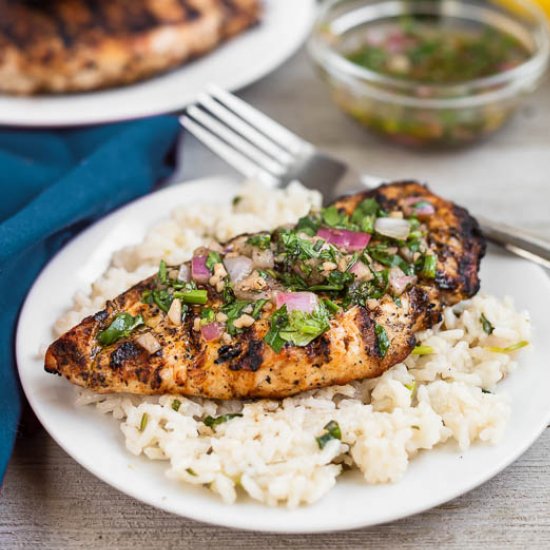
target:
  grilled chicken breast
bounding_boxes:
[0,0,260,95]
[45,181,485,399]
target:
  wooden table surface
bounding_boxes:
[2,49,549,549]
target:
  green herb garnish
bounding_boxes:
[316,420,342,449]
[139,413,149,432]
[251,299,268,319]
[173,289,208,305]
[369,245,414,276]
[263,305,290,353]
[322,298,341,314]
[201,308,215,324]
[295,213,320,236]
[486,341,529,353]
[221,300,254,335]
[186,468,198,476]
[309,270,355,292]
[157,259,168,285]
[247,234,271,250]
[142,288,172,312]
[205,251,222,272]
[374,323,390,357]
[321,206,347,228]
[264,304,331,352]
[350,198,381,233]
[204,413,243,430]
[318,198,382,234]
[97,313,144,346]
[420,254,437,279]
[480,313,495,335]
[412,345,434,356]
[172,399,182,412]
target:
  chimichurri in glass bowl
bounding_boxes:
[308,0,550,147]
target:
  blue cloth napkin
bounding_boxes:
[0,116,180,481]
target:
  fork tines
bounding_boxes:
[181,86,313,186]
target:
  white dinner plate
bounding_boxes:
[0,0,315,127]
[17,177,550,533]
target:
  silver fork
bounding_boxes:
[181,86,550,270]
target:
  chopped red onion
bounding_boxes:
[389,267,417,296]
[374,218,411,240]
[223,255,253,283]
[316,227,371,251]
[201,322,223,342]
[274,291,318,313]
[403,197,435,217]
[191,255,210,284]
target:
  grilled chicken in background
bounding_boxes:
[45,182,486,399]
[0,0,261,95]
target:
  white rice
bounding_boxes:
[57,180,531,507]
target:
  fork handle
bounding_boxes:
[476,215,550,270]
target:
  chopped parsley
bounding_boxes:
[204,413,243,430]
[368,244,415,275]
[200,308,215,324]
[251,299,268,318]
[139,413,149,432]
[350,197,382,233]
[309,270,354,292]
[321,205,347,228]
[295,213,320,236]
[485,341,529,353]
[142,289,172,312]
[318,198,384,233]
[264,303,331,352]
[205,251,222,271]
[157,259,168,285]
[247,234,271,250]
[316,420,342,449]
[97,313,144,346]
[374,323,390,357]
[412,344,434,355]
[221,300,255,335]
[277,229,329,263]
[480,313,495,335]
[344,269,389,307]
[263,305,290,353]
[171,399,182,412]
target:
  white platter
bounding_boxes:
[16,177,550,533]
[0,0,315,127]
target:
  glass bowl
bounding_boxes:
[308,0,550,147]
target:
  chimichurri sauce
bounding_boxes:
[346,18,530,84]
